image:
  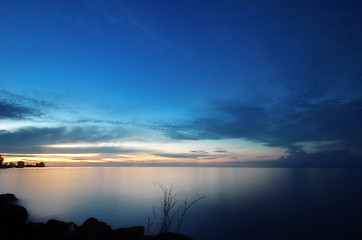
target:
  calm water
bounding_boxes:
[1,167,362,239]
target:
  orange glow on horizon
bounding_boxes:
[1,143,281,167]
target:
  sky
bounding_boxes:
[1,0,362,167]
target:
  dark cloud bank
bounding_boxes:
[230,149,362,168]
[0,101,37,119]
[0,90,59,120]
[159,98,362,167]
[0,91,130,154]
[0,126,128,154]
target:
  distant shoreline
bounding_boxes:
[6,165,362,169]
[0,162,45,169]
[0,155,45,169]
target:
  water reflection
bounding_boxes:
[1,167,362,240]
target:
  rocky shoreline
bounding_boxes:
[0,193,192,240]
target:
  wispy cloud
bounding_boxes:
[0,100,38,119]
[82,0,168,47]
[214,149,227,153]
[153,152,209,160]
[0,90,60,120]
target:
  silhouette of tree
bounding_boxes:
[0,155,4,167]
[17,161,25,168]
[35,162,45,167]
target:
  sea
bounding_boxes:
[1,167,362,240]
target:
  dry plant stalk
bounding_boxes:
[148,181,205,235]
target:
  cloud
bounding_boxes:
[0,126,127,153]
[0,90,58,108]
[159,98,362,152]
[35,147,137,154]
[214,150,227,153]
[190,150,208,154]
[0,100,39,119]
[218,148,362,168]
[276,148,362,167]
[82,0,168,47]
[0,90,129,127]
[0,90,60,120]
[153,152,209,160]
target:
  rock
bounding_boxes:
[73,217,114,240]
[0,193,18,203]
[0,203,28,227]
[114,226,145,240]
[46,219,77,239]
[47,219,76,232]
[24,220,77,240]
[25,222,47,239]
[152,232,193,240]
[0,194,194,240]
[0,194,28,240]
[0,193,27,228]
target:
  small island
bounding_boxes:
[0,155,45,169]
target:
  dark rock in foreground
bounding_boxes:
[25,221,48,239]
[0,193,27,226]
[73,217,114,240]
[47,219,77,239]
[114,226,145,240]
[0,193,18,203]
[0,193,28,240]
[151,232,193,240]
[0,193,193,240]
[0,203,28,226]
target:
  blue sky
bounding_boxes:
[1,0,362,166]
